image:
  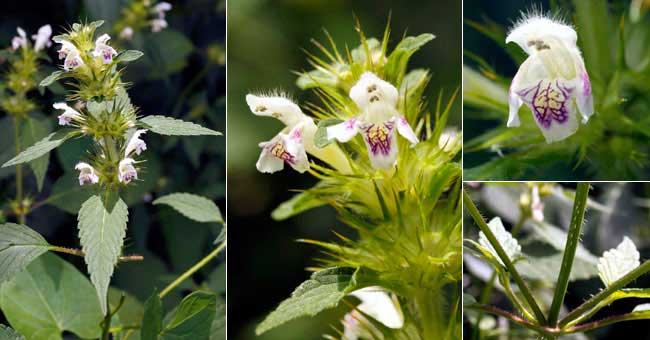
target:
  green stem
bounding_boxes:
[159,241,226,298]
[467,304,553,336]
[463,189,547,324]
[559,259,650,327]
[13,116,26,225]
[547,183,590,326]
[415,289,445,340]
[565,312,650,333]
[50,245,144,262]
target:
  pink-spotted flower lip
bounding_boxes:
[58,40,84,71]
[327,72,418,169]
[92,34,118,64]
[32,24,52,52]
[124,129,148,157]
[75,162,99,186]
[118,158,138,184]
[506,14,594,143]
[53,102,83,126]
[11,27,28,51]
[256,124,309,174]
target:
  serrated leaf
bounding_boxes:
[271,191,326,221]
[78,192,129,315]
[140,116,221,136]
[39,70,66,87]
[0,325,25,340]
[153,193,223,224]
[21,117,51,191]
[256,267,358,335]
[597,236,640,287]
[477,217,521,266]
[141,290,163,340]
[2,130,72,168]
[161,291,216,339]
[118,50,144,62]
[314,119,342,148]
[516,254,598,282]
[0,223,50,284]
[0,253,103,340]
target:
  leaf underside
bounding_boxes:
[153,193,223,223]
[140,115,221,136]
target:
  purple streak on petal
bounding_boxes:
[360,121,395,156]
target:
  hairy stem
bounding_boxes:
[13,116,26,225]
[463,189,547,324]
[50,246,144,262]
[559,259,650,327]
[547,183,590,326]
[159,241,226,298]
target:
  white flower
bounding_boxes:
[478,217,521,266]
[92,34,117,64]
[597,236,640,287]
[118,158,138,184]
[439,127,460,152]
[11,27,28,51]
[75,162,99,185]
[531,185,544,222]
[53,102,83,126]
[327,72,419,169]
[124,129,148,156]
[58,41,84,71]
[247,94,314,174]
[506,15,593,143]
[153,1,172,16]
[151,19,168,32]
[32,24,52,52]
[120,26,134,40]
[341,287,403,340]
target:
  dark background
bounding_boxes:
[0,0,226,330]
[227,0,461,339]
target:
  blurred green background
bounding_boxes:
[227,0,461,339]
[0,0,226,331]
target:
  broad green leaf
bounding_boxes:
[385,34,435,85]
[39,70,66,87]
[140,116,221,136]
[0,223,50,284]
[0,325,25,340]
[0,117,17,180]
[313,119,342,148]
[0,253,103,340]
[153,193,223,223]
[161,291,217,339]
[516,254,598,282]
[210,297,226,340]
[256,267,358,335]
[2,130,73,168]
[78,192,129,315]
[21,116,51,191]
[271,191,326,221]
[147,29,195,77]
[573,0,614,81]
[141,291,163,340]
[118,50,144,63]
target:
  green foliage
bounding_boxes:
[0,325,25,340]
[2,130,74,167]
[154,193,223,223]
[78,192,129,315]
[142,291,218,340]
[0,223,50,285]
[0,253,104,340]
[20,116,51,190]
[140,115,222,136]
[256,267,359,335]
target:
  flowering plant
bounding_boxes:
[464,1,650,180]
[247,21,462,339]
[0,18,225,340]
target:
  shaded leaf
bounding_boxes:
[161,291,216,339]
[271,191,326,221]
[39,70,66,87]
[118,50,144,63]
[0,325,25,340]
[20,117,51,191]
[141,290,163,340]
[2,130,73,168]
[0,253,103,339]
[154,193,223,223]
[0,223,50,284]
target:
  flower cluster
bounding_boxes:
[506,15,593,143]
[11,25,52,52]
[247,72,419,173]
[115,0,172,40]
